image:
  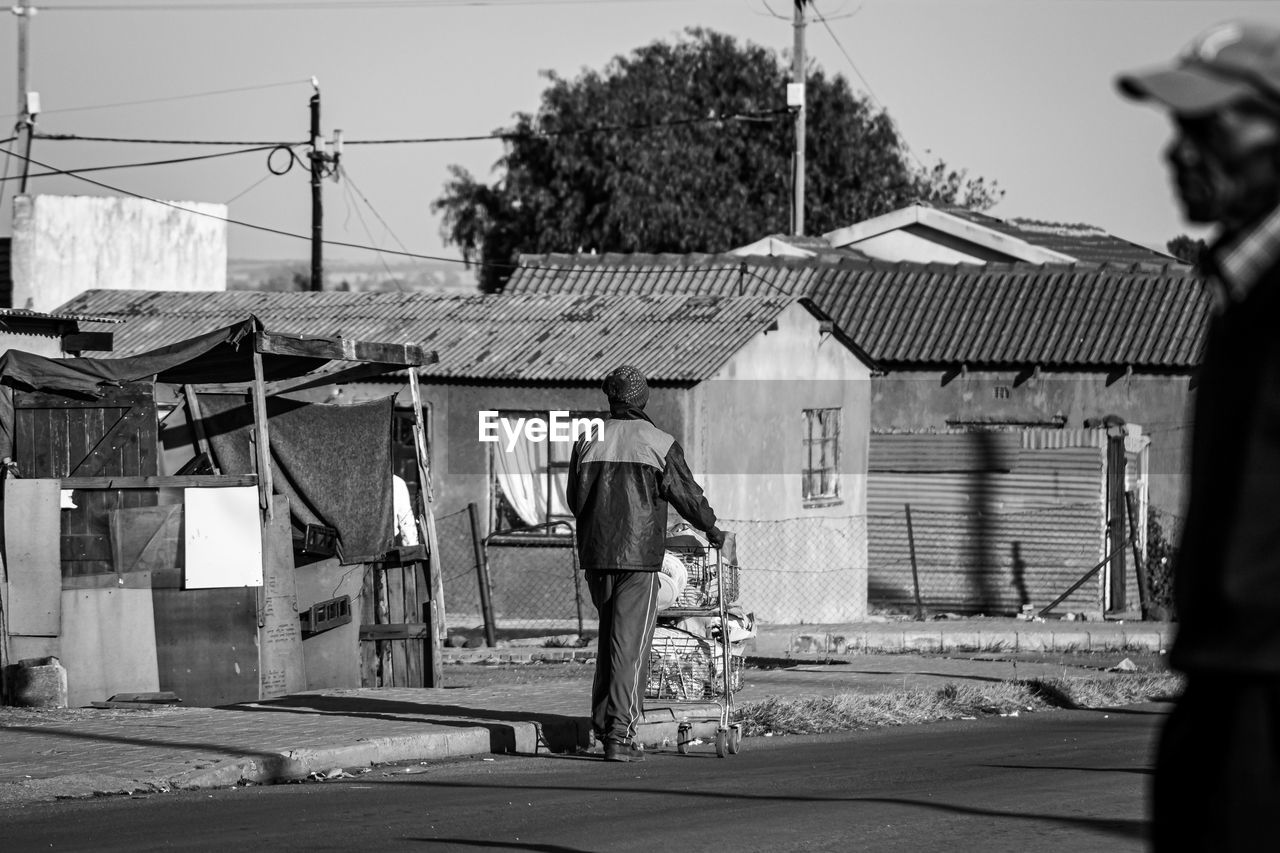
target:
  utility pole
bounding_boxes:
[790,0,807,237]
[13,3,38,194]
[307,78,342,292]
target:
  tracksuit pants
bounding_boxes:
[585,569,659,744]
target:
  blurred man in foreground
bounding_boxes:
[1120,20,1280,850]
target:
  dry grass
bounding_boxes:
[735,673,1183,736]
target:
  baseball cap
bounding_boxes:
[1118,21,1280,115]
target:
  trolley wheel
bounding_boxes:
[677,722,692,755]
[715,727,729,758]
[728,724,742,754]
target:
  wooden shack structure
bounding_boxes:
[0,317,443,707]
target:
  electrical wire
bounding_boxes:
[36,109,789,148]
[223,171,277,205]
[0,143,292,183]
[41,0,674,10]
[0,79,313,121]
[339,164,417,259]
[35,132,304,147]
[810,0,927,171]
[0,143,752,277]
[338,171,405,290]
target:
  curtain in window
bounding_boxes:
[492,415,571,529]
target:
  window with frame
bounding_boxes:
[802,407,841,506]
[489,409,603,539]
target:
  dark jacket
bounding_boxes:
[1173,256,1280,676]
[568,409,716,571]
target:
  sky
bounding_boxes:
[0,0,1273,274]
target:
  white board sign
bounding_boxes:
[184,486,263,589]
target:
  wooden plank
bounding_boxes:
[408,369,444,689]
[69,406,149,477]
[259,494,306,700]
[13,407,36,477]
[182,386,221,475]
[61,475,256,489]
[251,348,273,516]
[358,623,430,640]
[14,388,153,408]
[388,566,408,686]
[403,565,424,687]
[46,406,67,477]
[61,534,112,562]
[153,587,258,707]
[254,331,436,366]
[4,479,61,636]
[374,566,392,686]
[387,566,406,624]
[264,362,410,396]
[358,565,378,687]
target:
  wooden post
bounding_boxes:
[1106,434,1127,612]
[407,369,443,687]
[374,564,393,686]
[251,343,273,632]
[1125,490,1151,620]
[182,385,221,475]
[905,504,925,621]
[469,501,497,647]
[250,347,273,519]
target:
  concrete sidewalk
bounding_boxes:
[0,618,1174,806]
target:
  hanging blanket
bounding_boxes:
[200,394,396,563]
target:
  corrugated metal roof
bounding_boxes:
[56,289,807,382]
[509,253,1210,370]
[939,207,1181,266]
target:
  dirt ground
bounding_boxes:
[438,648,1172,690]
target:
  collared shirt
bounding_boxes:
[1207,202,1280,309]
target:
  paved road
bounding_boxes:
[0,703,1164,853]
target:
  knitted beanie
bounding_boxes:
[602,364,650,409]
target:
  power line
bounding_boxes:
[339,164,418,260]
[0,78,313,121]
[0,143,754,279]
[40,0,673,10]
[0,143,292,182]
[338,168,405,289]
[35,132,303,146]
[810,0,927,171]
[35,109,790,148]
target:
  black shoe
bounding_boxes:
[603,740,646,762]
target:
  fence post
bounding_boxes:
[905,504,925,621]
[468,502,497,647]
[1125,490,1151,620]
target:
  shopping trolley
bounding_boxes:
[647,528,744,757]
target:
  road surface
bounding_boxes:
[0,703,1164,852]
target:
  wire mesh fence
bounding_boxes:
[434,506,588,635]
[718,516,867,624]
[432,501,1160,633]
[433,508,870,632]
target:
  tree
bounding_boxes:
[1166,234,1208,267]
[434,28,1001,292]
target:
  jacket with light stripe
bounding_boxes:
[568,412,717,571]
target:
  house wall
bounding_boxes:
[840,230,989,265]
[691,303,874,623]
[0,330,63,358]
[10,194,227,313]
[871,369,1193,524]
